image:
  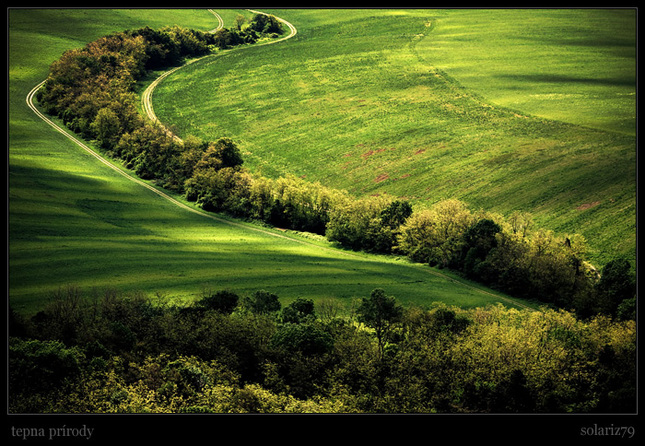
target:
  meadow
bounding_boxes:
[8,8,526,315]
[153,9,636,267]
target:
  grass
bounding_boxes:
[421,9,636,135]
[9,111,522,314]
[8,8,529,315]
[152,9,636,267]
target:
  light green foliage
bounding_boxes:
[397,199,474,266]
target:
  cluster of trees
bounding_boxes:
[396,200,636,319]
[9,286,636,413]
[37,15,284,192]
[36,21,635,318]
[182,156,635,318]
[214,13,284,49]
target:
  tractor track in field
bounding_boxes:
[141,9,297,140]
[25,12,314,246]
[25,9,533,311]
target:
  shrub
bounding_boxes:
[9,338,84,394]
[195,289,240,314]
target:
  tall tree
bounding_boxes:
[357,289,403,359]
[595,258,635,316]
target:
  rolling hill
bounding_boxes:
[8,8,530,315]
[152,9,636,267]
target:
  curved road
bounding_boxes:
[142,9,297,139]
[25,9,532,311]
[26,11,305,243]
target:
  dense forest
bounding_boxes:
[12,16,636,414]
[8,286,636,413]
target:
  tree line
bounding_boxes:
[8,285,636,413]
[35,19,635,319]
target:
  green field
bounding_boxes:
[152,9,636,267]
[9,8,532,315]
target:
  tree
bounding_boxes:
[212,28,234,49]
[460,218,502,281]
[193,137,244,173]
[357,289,403,359]
[235,14,247,31]
[595,258,635,316]
[326,195,394,252]
[195,289,239,314]
[91,107,121,149]
[249,14,284,35]
[245,290,281,315]
[267,323,334,398]
[380,200,413,229]
[281,298,315,324]
[178,135,208,182]
[9,338,83,394]
[397,200,474,267]
[270,323,333,356]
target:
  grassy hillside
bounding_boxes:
[9,8,527,315]
[420,9,636,136]
[152,9,636,267]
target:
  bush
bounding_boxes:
[281,298,316,324]
[249,14,284,35]
[244,290,281,314]
[195,289,240,314]
[9,338,84,394]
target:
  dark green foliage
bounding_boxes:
[429,307,470,335]
[616,297,636,321]
[463,369,535,413]
[457,218,502,281]
[357,289,403,358]
[281,297,316,324]
[270,323,333,356]
[8,286,636,413]
[244,290,281,314]
[594,343,637,412]
[9,338,83,393]
[379,200,413,229]
[249,13,284,35]
[574,257,636,319]
[37,24,272,197]
[195,289,240,314]
[211,27,258,49]
[125,26,210,68]
[194,137,244,171]
[595,258,635,316]
[9,307,31,338]
[326,197,410,254]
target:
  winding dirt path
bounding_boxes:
[25,9,532,311]
[141,9,297,137]
[25,11,308,246]
[207,9,224,33]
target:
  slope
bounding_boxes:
[8,8,529,315]
[151,9,636,267]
